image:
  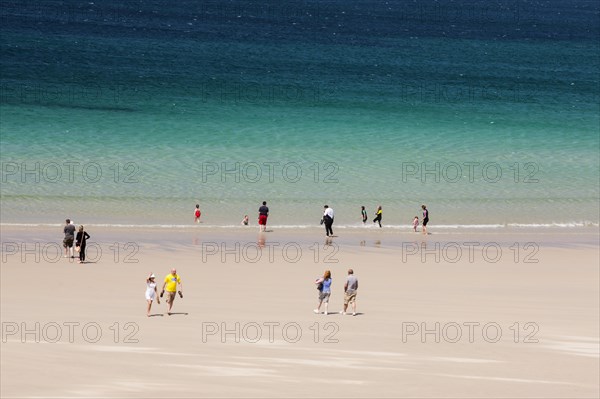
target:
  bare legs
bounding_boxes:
[342,301,356,316]
[314,299,329,315]
[313,299,329,314]
[166,293,175,314]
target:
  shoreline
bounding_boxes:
[2,224,599,250]
[2,219,599,230]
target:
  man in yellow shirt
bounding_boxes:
[161,268,183,315]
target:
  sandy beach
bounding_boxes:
[2,0,599,397]
[1,225,598,398]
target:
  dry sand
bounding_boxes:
[1,225,599,398]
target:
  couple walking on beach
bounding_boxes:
[145,268,183,316]
[314,269,358,316]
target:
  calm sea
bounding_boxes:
[1,0,599,229]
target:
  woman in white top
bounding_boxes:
[145,273,160,316]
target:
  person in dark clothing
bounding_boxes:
[258,201,269,232]
[75,225,90,264]
[323,205,334,237]
[373,205,382,228]
[361,206,368,224]
[421,204,429,235]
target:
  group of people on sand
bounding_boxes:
[145,268,183,316]
[62,219,90,263]
[314,268,359,316]
[194,202,430,235]
[145,266,359,318]
[145,266,360,317]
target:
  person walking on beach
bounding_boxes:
[373,205,382,228]
[145,273,160,316]
[361,206,368,224]
[314,270,332,315]
[258,201,269,232]
[421,205,429,235]
[323,205,334,237]
[194,204,201,223]
[161,268,183,315]
[63,219,76,258]
[75,225,90,264]
[341,269,358,316]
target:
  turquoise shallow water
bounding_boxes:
[1,1,599,227]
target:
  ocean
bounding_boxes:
[1,0,599,229]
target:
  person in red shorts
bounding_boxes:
[194,204,201,223]
[258,201,269,232]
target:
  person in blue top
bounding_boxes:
[314,270,332,315]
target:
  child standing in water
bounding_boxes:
[413,216,419,232]
[241,215,249,225]
[373,205,382,228]
[194,204,201,223]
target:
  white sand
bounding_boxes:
[1,226,598,397]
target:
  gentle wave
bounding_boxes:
[2,222,598,229]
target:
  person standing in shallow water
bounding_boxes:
[422,204,429,235]
[258,201,269,232]
[323,205,334,237]
[373,205,382,227]
[194,204,201,223]
[361,206,368,224]
[413,216,419,232]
